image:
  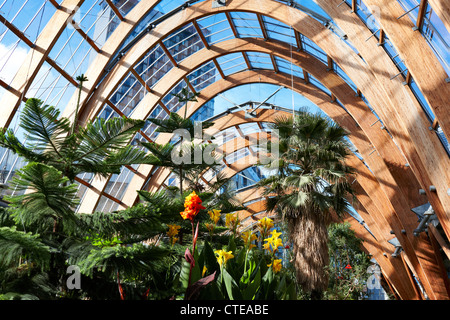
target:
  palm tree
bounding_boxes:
[0,77,154,184]
[257,110,354,299]
[0,75,173,299]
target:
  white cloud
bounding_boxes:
[0,42,29,84]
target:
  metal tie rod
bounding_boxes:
[365,29,380,42]
[250,86,284,114]
[397,4,420,19]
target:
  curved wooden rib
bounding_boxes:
[353,0,449,135]
[232,193,421,299]
[0,0,85,128]
[200,150,425,299]
[315,0,450,235]
[65,0,450,237]
[427,0,450,31]
[154,99,449,298]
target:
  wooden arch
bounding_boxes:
[180,108,448,299]
[1,1,448,222]
[73,36,450,248]
[52,0,449,237]
[0,0,448,300]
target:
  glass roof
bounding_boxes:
[0,0,448,213]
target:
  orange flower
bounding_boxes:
[180,191,205,221]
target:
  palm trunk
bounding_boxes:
[287,207,330,299]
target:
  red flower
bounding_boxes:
[180,191,205,221]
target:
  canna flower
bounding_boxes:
[267,259,283,273]
[257,217,274,239]
[258,217,274,230]
[241,230,257,250]
[214,249,234,266]
[205,223,215,233]
[207,209,221,225]
[202,265,207,277]
[225,213,240,231]
[180,191,205,221]
[167,224,181,237]
[263,229,283,253]
[167,224,181,245]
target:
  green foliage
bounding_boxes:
[190,239,297,300]
[324,222,371,300]
[0,97,153,182]
[258,110,354,219]
[0,226,52,270]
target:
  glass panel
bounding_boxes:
[261,16,296,46]
[186,61,220,92]
[229,12,263,38]
[142,103,168,140]
[216,52,248,76]
[95,195,119,213]
[162,79,187,113]
[0,0,56,44]
[197,13,235,46]
[301,35,328,64]
[274,56,304,79]
[135,44,174,89]
[225,147,250,164]
[162,23,205,64]
[246,52,274,70]
[109,71,144,117]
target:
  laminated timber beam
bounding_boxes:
[152,99,449,299]
[91,34,447,253]
[427,0,450,31]
[236,194,420,299]
[339,0,450,137]
[315,0,450,233]
[59,0,450,238]
[141,98,449,298]
[200,155,425,299]
[0,0,85,129]
[343,212,420,299]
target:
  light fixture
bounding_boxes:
[388,237,402,258]
[212,0,226,8]
[411,204,438,236]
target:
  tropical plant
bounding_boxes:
[324,222,371,300]
[0,76,155,183]
[0,75,176,300]
[257,110,355,299]
[175,207,297,300]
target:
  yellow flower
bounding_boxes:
[241,230,257,250]
[207,209,221,224]
[268,229,282,240]
[258,217,274,230]
[167,224,181,245]
[214,249,234,266]
[205,223,215,232]
[167,224,181,237]
[263,229,283,253]
[202,265,207,277]
[225,213,240,230]
[257,217,274,239]
[268,259,283,273]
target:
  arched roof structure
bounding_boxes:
[0,0,449,300]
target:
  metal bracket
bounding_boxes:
[212,0,226,8]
